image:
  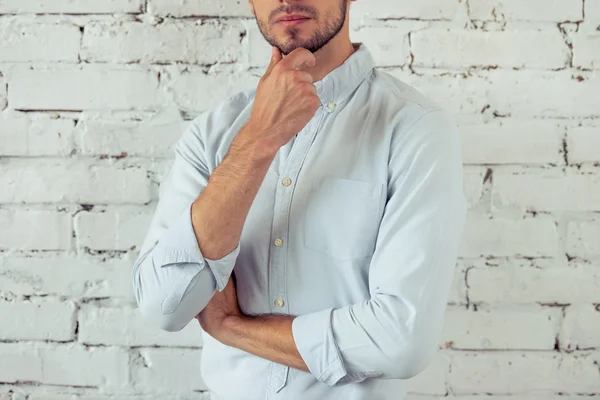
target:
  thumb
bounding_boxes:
[264,46,282,77]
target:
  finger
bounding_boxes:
[281,47,316,71]
[294,70,314,84]
[264,46,283,77]
[301,82,317,96]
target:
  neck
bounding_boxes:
[283,35,356,83]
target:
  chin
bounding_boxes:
[278,41,311,55]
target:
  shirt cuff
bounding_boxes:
[291,307,348,386]
[204,242,240,292]
[151,201,240,292]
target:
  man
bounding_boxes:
[131,0,467,399]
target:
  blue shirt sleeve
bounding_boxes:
[131,118,241,332]
[291,109,468,385]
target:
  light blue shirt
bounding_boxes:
[131,42,467,400]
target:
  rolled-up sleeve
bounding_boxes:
[292,109,467,385]
[131,117,240,332]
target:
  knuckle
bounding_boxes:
[308,96,320,108]
[302,83,315,95]
[289,69,302,81]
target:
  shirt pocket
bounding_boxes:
[303,177,384,262]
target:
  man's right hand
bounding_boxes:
[246,46,321,152]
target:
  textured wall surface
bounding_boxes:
[0,0,599,399]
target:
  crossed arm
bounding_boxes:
[220,313,309,372]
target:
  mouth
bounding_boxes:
[276,14,311,26]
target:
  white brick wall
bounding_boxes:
[0,0,598,398]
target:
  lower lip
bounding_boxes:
[278,18,310,27]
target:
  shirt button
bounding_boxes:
[282,177,292,186]
[274,238,283,246]
[274,299,284,307]
[327,103,337,112]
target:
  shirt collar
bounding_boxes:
[314,42,375,110]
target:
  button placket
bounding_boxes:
[265,110,328,395]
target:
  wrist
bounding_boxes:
[233,121,279,165]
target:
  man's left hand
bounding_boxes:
[196,274,242,341]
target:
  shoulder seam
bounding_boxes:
[374,70,440,112]
[390,109,446,149]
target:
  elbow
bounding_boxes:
[385,336,438,379]
[131,260,190,333]
[140,303,188,333]
[132,256,216,333]
[134,278,188,333]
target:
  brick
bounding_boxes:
[460,216,559,257]
[76,110,187,158]
[79,304,203,347]
[567,125,600,163]
[585,0,600,21]
[469,0,583,21]
[442,307,559,349]
[131,348,206,391]
[0,21,80,62]
[572,31,600,69]
[0,210,71,250]
[412,29,569,69]
[0,343,42,382]
[170,68,258,113]
[30,395,207,400]
[459,119,563,165]
[29,396,207,400]
[448,263,468,304]
[350,26,412,67]
[43,345,128,387]
[0,72,6,109]
[0,255,134,299]
[462,168,485,208]
[245,25,273,68]
[409,397,598,400]
[0,299,76,341]
[82,20,242,64]
[74,208,153,251]
[406,352,449,395]
[467,265,600,304]
[392,70,600,118]
[9,66,164,111]
[0,0,143,14]
[438,396,594,400]
[148,0,252,17]
[487,70,598,118]
[27,397,77,400]
[449,352,599,393]
[493,170,600,211]
[566,219,600,259]
[0,344,128,388]
[352,0,459,19]
[0,159,151,204]
[560,305,600,350]
[0,111,75,156]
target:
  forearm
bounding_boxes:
[221,314,310,373]
[192,122,277,260]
